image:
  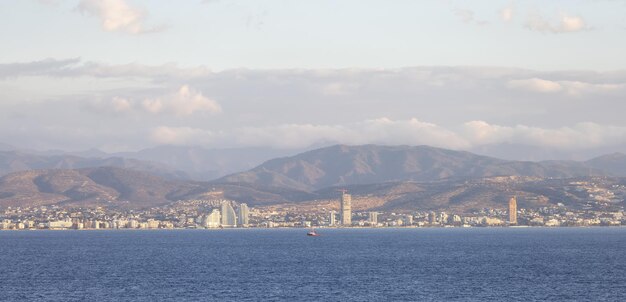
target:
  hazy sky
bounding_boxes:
[1,0,626,158]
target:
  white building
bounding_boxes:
[237,203,250,227]
[204,209,221,228]
[368,212,378,225]
[341,193,352,226]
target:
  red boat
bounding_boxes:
[307,229,320,236]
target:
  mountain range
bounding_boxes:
[1,144,625,211]
[216,145,618,191]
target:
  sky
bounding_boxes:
[1,0,626,159]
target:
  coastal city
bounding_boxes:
[1,192,624,230]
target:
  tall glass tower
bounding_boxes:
[237,203,249,227]
[221,202,237,227]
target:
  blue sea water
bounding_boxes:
[1,228,625,301]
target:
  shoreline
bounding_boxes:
[1,225,625,231]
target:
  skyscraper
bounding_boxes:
[237,203,249,227]
[368,212,378,225]
[509,196,517,225]
[329,210,336,226]
[221,202,237,227]
[340,192,352,226]
[205,209,221,228]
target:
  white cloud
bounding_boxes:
[149,118,470,149]
[77,0,163,34]
[144,85,221,116]
[559,81,624,96]
[140,98,163,114]
[526,12,589,33]
[463,121,626,150]
[105,85,221,116]
[507,78,563,93]
[149,119,626,152]
[500,6,513,22]
[111,97,132,112]
[507,78,625,95]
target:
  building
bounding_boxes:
[404,215,413,226]
[221,202,237,227]
[509,196,518,225]
[428,212,437,225]
[340,192,352,226]
[329,210,336,226]
[47,219,73,230]
[147,219,160,229]
[204,209,221,228]
[237,203,250,227]
[368,212,378,225]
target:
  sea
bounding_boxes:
[1,228,625,302]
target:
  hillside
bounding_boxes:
[0,151,187,180]
[0,166,302,209]
[268,176,626,213]
[113,145,300,181]
[0,167,201,208]
[216,144,597,191]
[2,145,626,211]
[585,152,626,176]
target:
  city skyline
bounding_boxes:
[1,2,624,301]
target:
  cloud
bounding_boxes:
[453,9,488,26]
[500,6,513,22]
[111,97,132,112]
[463,121,626,150]
[507,78,563,93]
[97,85,221,116]
[141,85,221,116]
[150,126,215,145]
[0,58,211,81]
[3,61,626,154]
[526,12,589,33]
[149,118,626,152]
[0,58,81,79]
[507,78,625,95]
[149,118,470,149]
[77,0,163,34]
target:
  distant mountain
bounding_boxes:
[114,145,302,181]
[470,143,626,162]
[585,153,626,176]
[0,166,303,209]
[0,151,187,180]
[3,144,626,212]
[0,167,202,208]
[216,144,597,191]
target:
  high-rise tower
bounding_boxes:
[368,212,378,225]
[205,209,221,228]
[237,203,249,227]
[340,192,352,226]
[509,196,517,225]
[221,202,237,227]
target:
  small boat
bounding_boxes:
[307,229,320,236]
